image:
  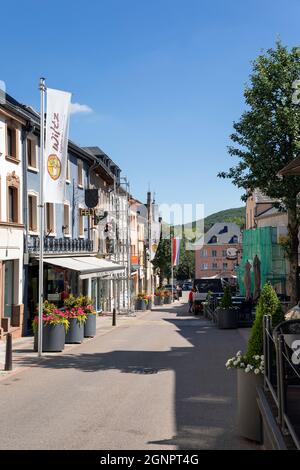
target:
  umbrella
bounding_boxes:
[253,255,261,301]
[244,260,252,301]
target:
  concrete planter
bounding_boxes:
[34,323,65,352]
[164,296,171,304]
[65,318,84,343]
[146,300,152,310]
[237,369,263,442]
[135,299,146,311]
[84,314,96,337]
[154,296,162,306]
[217,308,238,329]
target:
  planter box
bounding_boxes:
[84,314,96,337]
[34,323,65,352]
[135,299,146,311]
[154,296,162,306]
[164,297,171,304]
[65,317,84,344]
[237,369,263,442]
[146,300,152,310]
[217,308,238,329]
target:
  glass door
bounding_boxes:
[4,260,14,318]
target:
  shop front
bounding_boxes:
[27,256,125,329]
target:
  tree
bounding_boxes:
[218,42,300,303]
[152,239,171,285]
[175,236,195,280]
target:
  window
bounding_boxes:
[78,160,83,187]
[28,194,38,232]
[46,203,55,234]
[8,186,18,223]
[78,209,84,237]
[202,249,207,257]
[222,250,227,257]
[212,263,218,270]
[212,249,217,257]
[6,126,18,160]
[223,263,228,270]
[229,235,238,244]
[27,137,37,169]
[208,235,217,244]
[63,204,70,236]
[66,157,70,182]
[202,263,208,270]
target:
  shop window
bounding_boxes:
[78,160,83,187]
[28,193,38,232]
[46,203,55,235]
[27,137,37,169]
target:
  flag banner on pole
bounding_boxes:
[150,220,161,260]
[44,88,71,203]
[172,237,181,266]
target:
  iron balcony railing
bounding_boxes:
[28,236,94,254]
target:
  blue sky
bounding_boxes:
[1,0,300,220]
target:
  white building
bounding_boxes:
[0,101,24,338]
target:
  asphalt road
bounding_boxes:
[0,299,259,450]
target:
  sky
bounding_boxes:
[1,0,300,222]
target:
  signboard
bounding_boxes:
[226,247,238,260]
[80,208,97,216]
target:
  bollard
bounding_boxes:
[112,308,116,326]
[4,333,12,371]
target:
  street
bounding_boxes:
[0,298,259,450]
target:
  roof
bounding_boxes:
[194,222,241,246]
[252,188,276,204]
[255,206,286,220]
[278,154,300,176]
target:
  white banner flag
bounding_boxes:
[44,88,71,203]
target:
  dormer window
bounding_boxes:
[229,235,238,244]
[218,225,228,234]
[208,235,217,244]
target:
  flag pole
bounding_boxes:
[38,77,46,357]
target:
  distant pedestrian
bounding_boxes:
[188,288,194,313]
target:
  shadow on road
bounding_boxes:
[14,302,258,450]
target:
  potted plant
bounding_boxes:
[216,286,238,329]
[64,295,87,343]
[77,295,97,338]
[33,301,68,352]
[163,290,171,304]
[144,295,152,310]
[154,290,164,305]
[226,282,284,442]
[135,293,146,311]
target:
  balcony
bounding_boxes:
[28,236,94,254]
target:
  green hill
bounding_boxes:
[174,206,245,240]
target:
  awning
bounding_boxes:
[278,155,300,176]
[45,256,125,279]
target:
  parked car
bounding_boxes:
[163,284,179,300]
[182,281,192,291]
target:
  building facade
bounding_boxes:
[0,101,25,338]
[195,223,242,279]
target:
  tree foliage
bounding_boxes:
[219,42,300,302]
[247,282,284,359]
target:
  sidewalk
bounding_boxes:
[0,310,148,380]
